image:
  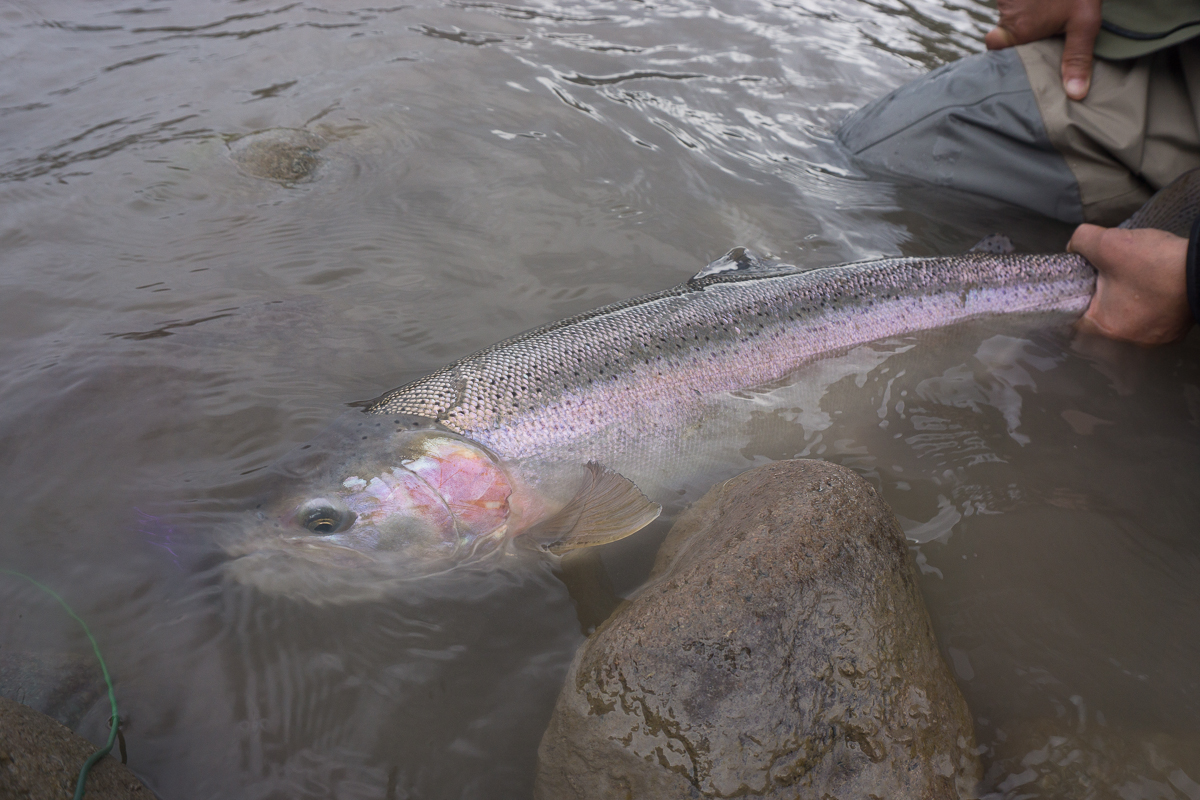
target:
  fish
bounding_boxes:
[227,168,1199,595]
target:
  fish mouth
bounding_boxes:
[223,530,469,602]
[225,520,510,575]
[225,532,379,569]
[279,536,381,565]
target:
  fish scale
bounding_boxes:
[368,251,1096,460]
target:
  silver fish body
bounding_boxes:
[368,248,1094,471]
[230,168,1200,596]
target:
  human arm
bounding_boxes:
[1067,224,1193,345]
[984,0,1102,100]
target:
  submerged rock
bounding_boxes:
[0,696,148,799]
[0,651,105,729]
[228,128,326,183]
[535,459,980,799]
[980,718,1200,799]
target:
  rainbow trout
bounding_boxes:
[229,169,1198,591]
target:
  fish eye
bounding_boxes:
[295,498,356,535]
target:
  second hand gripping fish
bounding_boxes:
[231,169,1198,587]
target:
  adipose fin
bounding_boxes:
[968,234,1015,254]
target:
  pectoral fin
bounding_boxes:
[528,463,661,554]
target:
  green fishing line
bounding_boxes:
[2,569,119,800]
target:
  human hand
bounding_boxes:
[984,0,1101,100]
[1067,224,1193,345]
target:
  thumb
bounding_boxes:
[985,25,1017,51]
[1066,223,1104,257]
[1061,9,1100,99]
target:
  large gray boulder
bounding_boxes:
[536,459,980,799]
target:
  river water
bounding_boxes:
[1,1,1197,798]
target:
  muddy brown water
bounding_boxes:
[1,1,1197,798]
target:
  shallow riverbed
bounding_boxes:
[1,0,1197,797]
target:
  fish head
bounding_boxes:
[285,431,512,557]
[225,412,662,600]
[227,414,520,591]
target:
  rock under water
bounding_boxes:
[0,696,150,800]
[980,717,1200,800]
[0,651,105,730]
[227,128,326,183]
[535,459,981,799]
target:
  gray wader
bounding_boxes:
[836,38,1200,226]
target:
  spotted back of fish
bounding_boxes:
[367,250,1095,450]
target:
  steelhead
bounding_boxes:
[228,169,1199,595]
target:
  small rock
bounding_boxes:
[228,128,325,183]
[535,459,980,799]
[0,696,149,800]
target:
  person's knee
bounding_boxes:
[836,48,1083,222]
[837,49,1026,155]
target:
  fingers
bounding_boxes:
[1068,224,1192,346]
[1062,64,1092,100]
[986,0,1058,50]
[985,25,1018,51]
[1060,1,1101,99]
[983,0,1100,99]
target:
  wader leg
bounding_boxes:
[1018,39,1200,225]
[836,48,1084,223]
[837,41,1200,227]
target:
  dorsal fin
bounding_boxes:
[526,463,661,554]
[688,247,801,286]
[968,234,1015,254]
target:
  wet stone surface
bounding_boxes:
[0,651,105,729]
[227,128,326,183]
[536,459,980,800]
[0,696,149,800]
